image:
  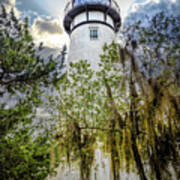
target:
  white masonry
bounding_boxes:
[64,0,121,68]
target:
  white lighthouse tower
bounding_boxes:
[64,0,121,67]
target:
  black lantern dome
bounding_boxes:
[64,0,121,34]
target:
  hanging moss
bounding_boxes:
[49,36,180,180]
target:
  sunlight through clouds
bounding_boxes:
[24,0,68,49]
[31,17,69,49]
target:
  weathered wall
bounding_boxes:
[68,21,115,69]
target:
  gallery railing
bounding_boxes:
[64,0,120,16]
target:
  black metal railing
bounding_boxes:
[64,0,120,15]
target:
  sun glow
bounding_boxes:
[31,29,69,49]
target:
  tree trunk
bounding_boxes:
[131,133,148,180]
[150,149,162,180]
[110,128,120,180]
[129,73,148,180]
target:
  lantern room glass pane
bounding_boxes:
[74,0,110,6]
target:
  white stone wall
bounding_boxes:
[68,22,115,69]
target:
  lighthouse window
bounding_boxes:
[90,28,98,40]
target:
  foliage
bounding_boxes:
[122,12,180,180]
[0,5,65,136]
[53,61,99,180]
[51,12,180,180]
[0,129,53,180]
[0,5,65,179]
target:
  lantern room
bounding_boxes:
[64,0,121,34]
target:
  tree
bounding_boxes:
[52,43,132,180]
[53,60,99,180]
[121,11,180,180]
[0,129,53,180]
[52,11,180,179]
[0,5,66,179]
[0,5,65,136]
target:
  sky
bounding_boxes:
[0,0,179,52]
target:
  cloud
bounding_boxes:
[0,1,68,55]
[31,17,69,49]
[32,17,63,35]
[124,0,180,26]
[0,0,20,17]
[118,0,136,20]
[34,0,66,18]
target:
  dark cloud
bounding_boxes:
[32,17,63,35]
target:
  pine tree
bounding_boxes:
[0,5,66,179]
[0,5,66,137]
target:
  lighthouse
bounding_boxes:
[64,0,121,68]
